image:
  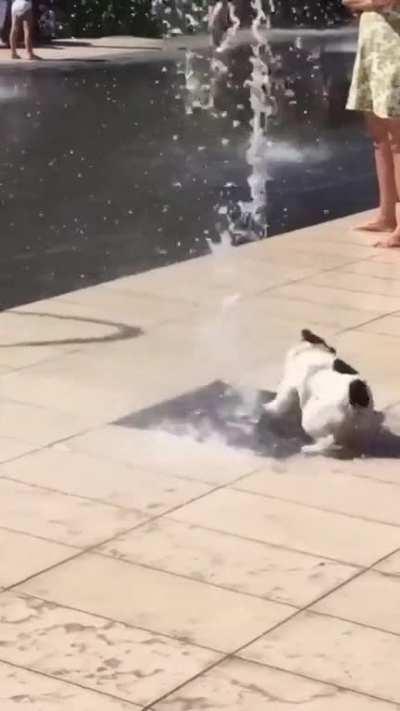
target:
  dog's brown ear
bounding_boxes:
[301,329,336,354]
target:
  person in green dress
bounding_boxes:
[345,0,400,246]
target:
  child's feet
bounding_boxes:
[27,53,42,60]
[357,217,397,233]
[11,52,21,59]
[374,231,400,248]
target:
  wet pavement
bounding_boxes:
[0,29,376,309]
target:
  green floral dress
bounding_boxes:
[347,9,400,118]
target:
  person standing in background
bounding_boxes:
[10,0,40,59]
[345,0,400,247]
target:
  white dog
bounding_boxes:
[263,329,381,455]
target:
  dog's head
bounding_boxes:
[301,329,336,355]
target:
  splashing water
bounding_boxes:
[239,0,276,238]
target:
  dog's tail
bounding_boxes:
[349,379,370,408]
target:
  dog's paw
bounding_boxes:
[302,435,336,456]
[301,443,321,456]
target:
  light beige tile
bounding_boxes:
[0,661,137,711]
[238,294,380,330]
[277,237,377,260]
[0,400,93,446]
[0,530,74,588]
[309,269,400,297]
[372,251,400,265]
[340,258,400,280]
[170,488,400,565]
[105,253,316,305]
[236,464,400,526]
[0,320,222,418]
[0,311,78,369]
[0,592,219,706]
[2,447,212,514]
[0,436,37,462]
[269,282,400,314]
[1,308,114,345]
[241,244,364,270]
[0,478,143,547]
[0,372,144,424]
[17,552,293,651]
[358,315,400,338]
[333,329,400,376]
[66,426,261,485]
[313,570,400,634]
[152,658,395,711]
[14,287,197,329]
[375,549,400,575]
[234,451,400,488]
[190,299,338,376]
[100,518,358,606]
[241,611,400,703]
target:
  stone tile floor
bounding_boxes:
[2,210,400,709]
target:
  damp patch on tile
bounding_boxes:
[114,380,310,459]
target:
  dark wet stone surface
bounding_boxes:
[116,380,311,458]
[0,32,375,309]
[116,380,400,460]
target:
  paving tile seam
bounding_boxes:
[230,657,400,707]
[101,286,199,308]
[307,279,400,302]
[250,242,378,262]
[0,657,143,708]
[260,289,393,320]
[145,546,382,709]
[76,463,267,551]
[87,548,300,609]
[339,265,400,282]
[229,484,400,530]
[307,606,400,641]
[0,398,106,443]
[0,474,152,515]
[0,436,261,490]
[0,524,82,550]
[335,468,400,487]
[6,590,223,656]
[253,254,381,295]
[55,290,201,311]
[234,461,400,492]
[164,515,367,568]
[0,465,223,504]
[2,467,259,596]
[322,307,400,338]
[231,543,400,661]
[141,550,372,709]
[9,544,398,710]
[0,345,81,374]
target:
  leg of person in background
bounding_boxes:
[10,14,21,58]
[375,118,400,247]
[23,11,40,60]
[358,113,397,234]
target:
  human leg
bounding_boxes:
[358,113,397,233]
[375,118,400,247]
[23,11,40,59]
[9,15,21,58]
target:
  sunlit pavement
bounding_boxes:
[1,210,400,708]
[0,36,165,65]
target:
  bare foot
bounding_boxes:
[374,233,400,248]
[11,52,21,59]
[357,218,397,233]
[27,53,42,61]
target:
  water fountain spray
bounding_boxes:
[239,0,276,239]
